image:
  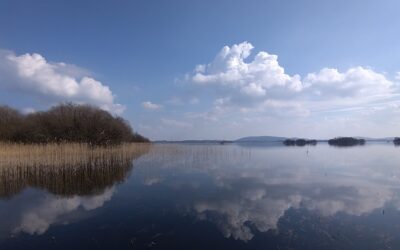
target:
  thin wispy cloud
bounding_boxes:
[161,118,192,128]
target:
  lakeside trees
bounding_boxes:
[328,137,365,147]
[0,103,149,145]
[283,139,317,146]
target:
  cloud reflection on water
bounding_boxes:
[137,144,400,241]
[15,187,115,235]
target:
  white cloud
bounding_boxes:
[0,50,125,114]
[191,42,395,105]
[188,42,313,121]
[192,41,302,97]
[193,43,397,103]
[142,101,163,110]
[303,67,394,100]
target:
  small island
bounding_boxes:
[394,137,400,145]
[328,137,365,147]
[283,138,317,146]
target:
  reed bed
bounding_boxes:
[0,143,151,198]
[0,142,151,168]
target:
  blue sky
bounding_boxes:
[1,0,400,140]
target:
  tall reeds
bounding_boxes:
[0,143,150,168]
[0,143,151,198]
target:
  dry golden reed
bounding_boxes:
[0,142,151,168]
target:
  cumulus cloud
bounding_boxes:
[188,42,398,122]
[0,50,125,114]
[142,101,163,110]
[192,41,302,97]
[303,67,394,100]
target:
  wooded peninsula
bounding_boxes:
[0,103,149,145]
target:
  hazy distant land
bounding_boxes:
[155,135,397,146]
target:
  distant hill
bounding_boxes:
[235,136,287,143]
[154,140,233,144]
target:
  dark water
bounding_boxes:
[1,143,400,249]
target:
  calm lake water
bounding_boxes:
[1,142,400,249]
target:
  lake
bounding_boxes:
[1,142,400,249]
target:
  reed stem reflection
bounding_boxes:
[0,143,150,198]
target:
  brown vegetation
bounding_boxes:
[0,142,150,168]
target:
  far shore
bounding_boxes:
[154,136,398,146]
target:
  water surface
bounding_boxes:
[1,143,400,249]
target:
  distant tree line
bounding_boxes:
[394,137,400,146]
[328,137,365,147]
[0,103,149,145]
[283,138,317,146]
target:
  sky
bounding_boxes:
[1,0,400,140]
